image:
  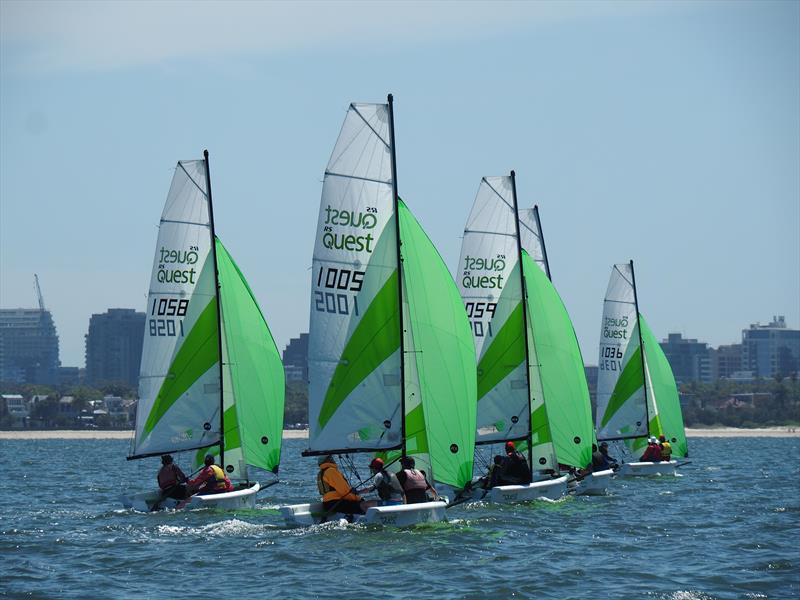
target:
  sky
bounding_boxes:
[1,0,798,369]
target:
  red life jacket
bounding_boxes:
[157,464,182,490]
[400,469,427,493]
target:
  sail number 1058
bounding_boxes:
[149,297,188,337]
[314,267,365,317]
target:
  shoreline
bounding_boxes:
[0,427,797,440]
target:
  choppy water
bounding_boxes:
[1,437,798,599]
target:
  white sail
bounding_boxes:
[457,176,529,444]
[518,207,548,275]
[132,160,221,458]
[596,263,648,441]
[307,103,403,453]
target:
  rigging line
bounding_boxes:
[613,264,634,287]
[323,171,391,186]
[159,218,210,228]
[177,161,208,197]
[482,177,515,213]
[463,228,516,238]
[351,103,391,149]
[604,298,636,306]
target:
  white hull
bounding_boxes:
[279,500,448,527]
[488,474,569,503]
[617,460,677,477]
[571,469,614,496]
[121,482,260,512]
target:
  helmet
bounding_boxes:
[318,454,334,466]
[599,442,608,448]
[658,435,666,442]
[369,457,384,470]
[505,441,515,451]
[648,437,658,444]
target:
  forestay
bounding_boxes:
[132,160,221,459]
[596,263,648,441]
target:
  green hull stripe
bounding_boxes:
[143,298,219,437]
[476,302,525,400]
[319,271,400,428]
[600,345,643,428]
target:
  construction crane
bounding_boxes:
[34,274,46,310]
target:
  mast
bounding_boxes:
[387,93,407,459]
[532,206,552,281]
[204,149,226,471]
[629,259,651,437]
[510,171,534,476]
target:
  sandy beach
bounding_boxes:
[0,428,798,440]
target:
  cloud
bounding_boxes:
[1,0,676,72]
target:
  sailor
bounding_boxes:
[659,435,673,462]
[157,454,188,500]
[317,455,366,516]
[598,442,618,469]
[396,456,438,504]
[500,441,532,485]
[639,437,662,462]
[591,444,610,471]
[477,455,505,489]
[358,458,405,506]
[187,454,234,495]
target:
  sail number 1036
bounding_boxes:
[314,266,365,317]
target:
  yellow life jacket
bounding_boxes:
[209,464,228,490]
[660,441,672,460]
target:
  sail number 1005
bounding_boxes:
[314,267,365,317]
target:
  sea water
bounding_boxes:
[1,437,797,599]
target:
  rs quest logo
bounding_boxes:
[157,246,199,284]
[321,205,378,253]
[461,254,506,289]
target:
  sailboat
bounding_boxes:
[122,152,285,511]
[279,96,477,527]
[457,173,591,503]
[517,205,613,496]
[595,261,687,477]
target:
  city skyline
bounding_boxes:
[2,1,798,367]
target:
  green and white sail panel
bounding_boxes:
[308,103,402,453]
[518,207,548,274]
[522,252,593,470]
[132,159,221,458]
[212,238,285,479]
[457,177,528,444]
[596,263,648,441]
[629,315,688,458]
[400,200,477,489]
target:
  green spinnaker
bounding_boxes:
[640,314,687,458]
[399,199,477,489]
[215,238,285,473]
[521,251,594,469]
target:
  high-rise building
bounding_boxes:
[283,333,308,382]
[709,343,742,380]
[741,316,800,378]
[659,333,712,383]
[85,309,145,388]
[0,308,60,384]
